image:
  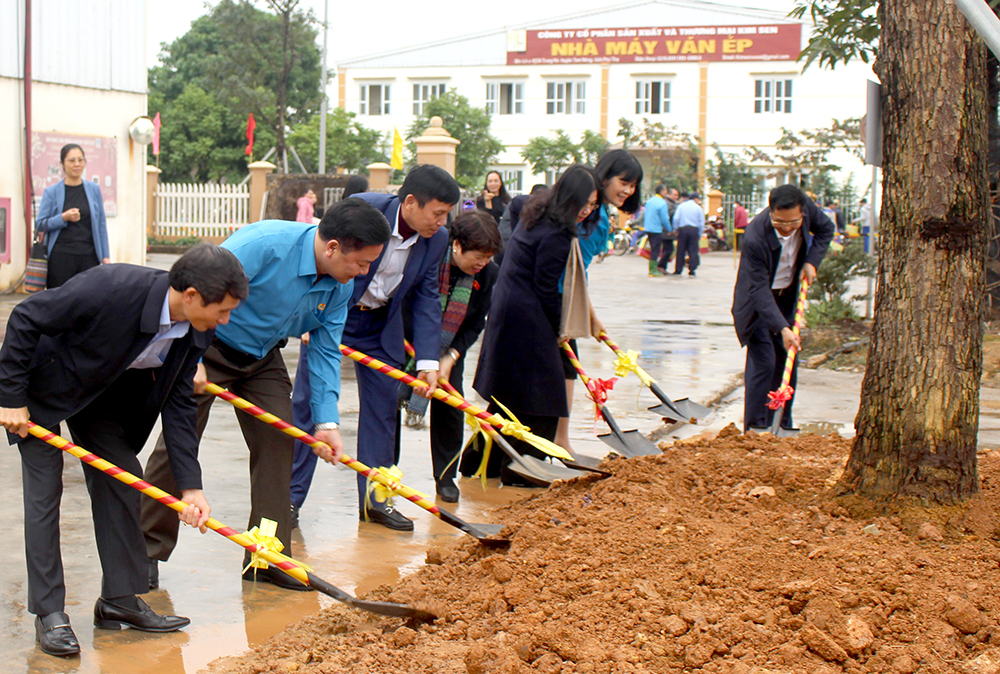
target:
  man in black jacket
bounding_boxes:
[732,184,834,432]
[0,245,247,658]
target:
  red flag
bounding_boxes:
[152,112,161,156]
[245,113,256,156]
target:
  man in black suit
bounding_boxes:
[732,184,835,432]
[347,165,460,530]
[0,245,247,658]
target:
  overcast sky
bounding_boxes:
[146,0,804,70]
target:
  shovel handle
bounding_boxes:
[559,341,605,409]
[27,422,310,585]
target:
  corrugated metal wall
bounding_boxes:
[0,0,145,93]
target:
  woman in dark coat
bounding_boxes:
[471,165,600,484]
[401,210,502,502]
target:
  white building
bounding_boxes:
[0,0,149,290]
[336,0,873,193]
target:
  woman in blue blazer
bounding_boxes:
[35,144,111,288]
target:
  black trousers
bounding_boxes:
[142,342,294,564]
[674,226,700,273]
[743,293,798,431]
[428,358,467,482]
[646,233,675,270]
[20,370,154,616]
[47,249,99,288]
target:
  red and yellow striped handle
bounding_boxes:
[767,279,810,410]
[340,345,572,461]
[596,332,655,387]
[560,341,614,410]
[205,382,444,516]
[25,422,312,585]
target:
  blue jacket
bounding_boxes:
[346,193,448,365]
[643,194,671,234]
[35,180,110,261]
[672,199,706,235]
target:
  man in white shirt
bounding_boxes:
[346,166,460,530]
[731,184,835,431]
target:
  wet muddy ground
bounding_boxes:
[1,251,997,673]
[210,431,1000,674]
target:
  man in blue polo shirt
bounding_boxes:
[141,198,391,591]
[672,192,706,277]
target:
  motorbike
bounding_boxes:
[705,217,731,252]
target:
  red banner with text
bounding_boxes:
[507,24,801,65]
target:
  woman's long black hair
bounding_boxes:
[482,170,511,206]
[521,165,599,233]
[594,149,643,214]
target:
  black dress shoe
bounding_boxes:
[241,564,313,592]
[435,478,459,503]
[148,557,159,591]
[35,612,79,657]
[94,596,190,632]
[360,499,414,531]
[290,504,300,529]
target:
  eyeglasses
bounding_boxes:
[770,216,803,227]
[65,158,87,165]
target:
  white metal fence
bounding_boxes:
[155,183,249,239]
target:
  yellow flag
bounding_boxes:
[390,128,404,170]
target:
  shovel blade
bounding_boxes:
[559,452,613,476]
[749,426,800,438]
[598,428,661,458]
[307,572,437,622]
[647,397,710,424]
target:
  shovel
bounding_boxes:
[207,383,510,548]
[26,422,436,622]
[560,342,661,458]
[438,381,609,483]
[751,280,809,438]
[596,331,711,423]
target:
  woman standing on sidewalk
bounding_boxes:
[35,144,111,288]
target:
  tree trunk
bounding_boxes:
[840,0,989,503]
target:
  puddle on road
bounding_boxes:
[798,421,846,435]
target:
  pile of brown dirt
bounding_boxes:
[210,429,1000,674]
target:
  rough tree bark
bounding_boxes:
[839,0,989,503]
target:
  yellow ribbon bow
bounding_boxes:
[613,349,653,386]
[463,412,494,488]
[492,399,573,462]
[242,517,310,575]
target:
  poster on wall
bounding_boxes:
[507,24,802,65]
[30,132,118,217]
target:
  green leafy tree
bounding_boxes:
[148,0,322,178]
[790,0,879,70]
[521,129,611,177]
[579,130,610,165]
[805,238,876,325]
[407,90,504,187]
[747,118,863,196]
[286,109,387,173]
[150,84,256,183]
[617,117,700,193]
[706,144,764,195]
[521,130,582,176]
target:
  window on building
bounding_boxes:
[413,83,447,116]
[486,82,524,115]
[546,81,586,114]
[635,81,671,115]
[359,84,391,115]
[498,169,523,193]
[754,78,793,114]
